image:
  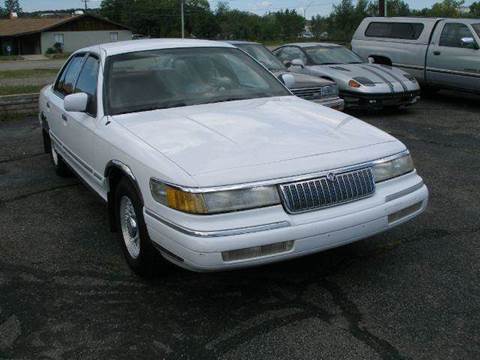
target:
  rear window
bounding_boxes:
[365,22,424,40]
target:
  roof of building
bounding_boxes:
[79,39,235,57]
[0,14,129,37]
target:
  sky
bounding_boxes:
[16,0,478,18]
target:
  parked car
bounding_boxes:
[352,17,480,94]
[228,41,344,110]
[273,42,421,109]
[39,39,428,275]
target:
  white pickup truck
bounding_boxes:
[352,17,480,93]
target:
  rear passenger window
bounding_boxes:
[439,23,476,48]
[54,55,85,96]
[365,22,424,40]
[74,56,100,116]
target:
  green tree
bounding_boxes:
[368,0,410,16]
[429,0,465,17]
[470,1,480,16]
[4,0,21,13]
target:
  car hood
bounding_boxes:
[113,96,405,186]
[309,63,413,84]
[272,70,335,89]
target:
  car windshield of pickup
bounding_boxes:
[237,44,286,72]
[473,24,480,38]
[104,47,290,115]
[306,46,363,65]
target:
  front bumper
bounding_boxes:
[313,96,345,111]
[144,172,428,272]
[341,90,421,109]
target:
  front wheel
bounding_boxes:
[115,178,160,277]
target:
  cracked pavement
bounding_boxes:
[0,90,479,359]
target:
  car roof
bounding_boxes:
[280,42,342,48]
[77,38,235,57]
[225,40,260,46]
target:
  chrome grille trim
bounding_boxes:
[279,168,375,214]
[291,87,324,100]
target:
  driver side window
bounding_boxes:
[439,23,477,48]
[54,54,85,97]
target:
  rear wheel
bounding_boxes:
[115,178,160,277]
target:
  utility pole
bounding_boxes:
[180,0,185,39]
[80,0,90,11]
[379,0,387,17]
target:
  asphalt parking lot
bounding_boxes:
[1,91,479,360]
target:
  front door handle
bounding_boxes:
[46,102,51,109]
[433,51,441,56]
[62,114,68,122]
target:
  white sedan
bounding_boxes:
[39,39,428,276]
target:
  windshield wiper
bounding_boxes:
[113,101,187,115]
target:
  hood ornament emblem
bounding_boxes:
[326,173,336,182]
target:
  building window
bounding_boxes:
[110,32,119,42]
[54,33,64,45]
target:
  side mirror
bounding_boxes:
[461,37,478,49]
[64,92,88,112]
[280,73,296,89]
[368,57,375,64]
[291,58,305,68]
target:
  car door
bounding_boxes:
[48,53,86,164]
[65,54,101,178]
[427,22,480,91]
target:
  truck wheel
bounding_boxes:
[50,142,71,177]
[115,178,160,277]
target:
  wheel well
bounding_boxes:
[370,55,392,66]
[42,129,51,154]
[106,165,143,232]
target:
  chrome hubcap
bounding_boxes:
[120,196,140,259]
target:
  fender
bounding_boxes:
[104,160,144,232]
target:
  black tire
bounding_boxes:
[50,139,71,177]
[115,178,160,277]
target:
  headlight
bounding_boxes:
[372,153,414,183]
[348,79,362,88]
[321,85,339,97]
[150,179,280,214]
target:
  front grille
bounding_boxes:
[291,87,324,100]
[279,168,375,214]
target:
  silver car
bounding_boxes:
[273,42,421,110]
[228,41,344,110]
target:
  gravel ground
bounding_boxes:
[0,91,479,359]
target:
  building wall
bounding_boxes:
[41,30,132,54]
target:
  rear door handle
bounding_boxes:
[62,114,68,122]
[433,51,441,56]
[46,102,51,109]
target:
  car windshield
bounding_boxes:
[104,47,289,115]
[237,44,286,72]
[473,24,480,38]
[305,46,363,65]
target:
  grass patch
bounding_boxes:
[0,55,24,61]
[0,111,37,122]
[0,85,43,96]
[46,52,72,59]
[0,68,59,79]
[0,68,59,80]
